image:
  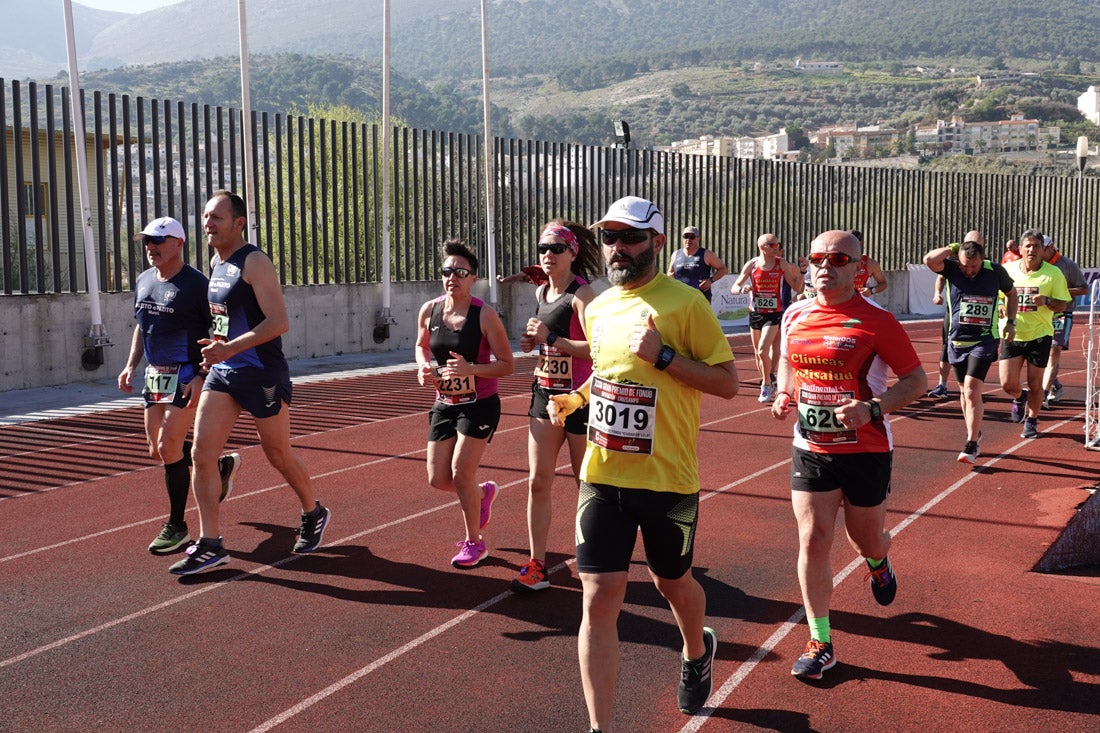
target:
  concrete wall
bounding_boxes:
[0,278,540,393]
[0,270,916,393]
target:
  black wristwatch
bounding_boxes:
[546,332,558,347]
[867,399,883,421]
[654,345,676,371]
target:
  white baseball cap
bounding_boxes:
[134,216,186,241]
[592,196,664,235]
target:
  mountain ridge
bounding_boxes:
[7,1,1100,81]
[4,1,1099,149]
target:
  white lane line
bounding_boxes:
[243,400,1089,731]
[3,353,1085,729]
[0,414,535,561]
[679,413,1084,732]
[0,471,532,670]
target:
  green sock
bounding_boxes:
[866,556,886,569]
[808,616,830,643]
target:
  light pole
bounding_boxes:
[1075,135,1088,265]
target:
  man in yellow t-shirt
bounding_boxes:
[549,196,738,729]
[998,229,1071,439]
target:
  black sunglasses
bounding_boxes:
[600,228,651,245]
[807,252,856,268]
[142,235,170,245]
[682,233,697,240]
[537,243,570,255]
[441,266,472,278]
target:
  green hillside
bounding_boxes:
[30,0,1100,149]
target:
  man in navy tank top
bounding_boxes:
[169,191,330,575]
[666,226,727,302]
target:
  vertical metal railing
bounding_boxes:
[2,77,1099,296]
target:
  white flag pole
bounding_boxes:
[480,0,498,308]
[376,0,394,340]
[238,0,257,237]
[62,0,110,367]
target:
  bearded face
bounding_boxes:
[605,236,656,287]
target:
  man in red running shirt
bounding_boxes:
[772,229,926,680]
[732,233,804,403]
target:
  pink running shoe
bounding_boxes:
[479,481,499,530]
[451,538,488,568]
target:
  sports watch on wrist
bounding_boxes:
[867,399,883,421]
[654,345,676,371]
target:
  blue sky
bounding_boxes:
[77,0,183,12]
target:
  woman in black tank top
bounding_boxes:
[511,220,599,592]
[414,239,514,570]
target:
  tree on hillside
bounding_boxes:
[785,123,810,149]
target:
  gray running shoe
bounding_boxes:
[293,502,331,553]
[168,538,229,575]
[791,639,835,680]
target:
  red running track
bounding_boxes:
[1,321,1098,732]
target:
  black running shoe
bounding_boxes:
[678,627,716,714]
[957,433,981,464]
[1010,393,1027,423]
[1021,417,1038,439]
[867,556,897,606]
[791,639,836,679]
[293,502,331,553]
[168,537,229,575]
[217,452,242,502]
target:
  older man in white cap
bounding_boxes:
[118,216,240,556]
[667,225,728,302]
[548,195,739,729]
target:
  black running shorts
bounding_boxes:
[575,482,698,579]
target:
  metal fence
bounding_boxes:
[3,77,1098,296]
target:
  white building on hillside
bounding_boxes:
[914,118,966,155]
[915,115,1058,155]
[1078,85,1100,125]
[663,131,791,160]
[794,59,843,73]
[809,124,906,158]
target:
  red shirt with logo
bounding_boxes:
[781,295,921,454]
[749,259,785,314]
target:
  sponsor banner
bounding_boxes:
[711,274,751,325]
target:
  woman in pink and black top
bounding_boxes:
[512,220,601,593]
[415,239,514,569]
